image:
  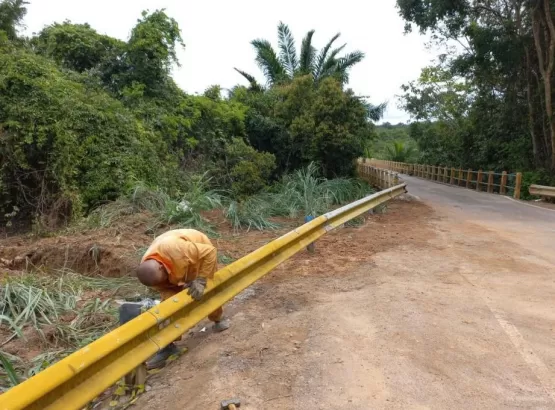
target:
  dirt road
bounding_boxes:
[137,178,555,410]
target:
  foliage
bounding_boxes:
[0,0,27,41]
[88,176,224,235]
[385,141,417,162]
[222,138,276,198]
[397,0,555,173]
[0,272,142,390]
[0,46,172,228]
[0,5,385,230]
[235,22,365,87]
[122,9,184,97]
[225,163,374,230]
[33,22,125,73]
[273,76,377,177]
[369,123,415,159]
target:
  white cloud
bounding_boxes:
[23,0,434,122]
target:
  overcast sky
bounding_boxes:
[23,0,434,123]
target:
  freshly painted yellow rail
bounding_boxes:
[0,184,406,410]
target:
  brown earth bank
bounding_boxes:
[0,211,302,278]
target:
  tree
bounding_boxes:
[273,76,378,177]
[396,0,555,172]
[0,0,27,41]
[124,9,184,96]
[235,22,364,87]
[0,46,173,227]
[386,142,416,162]
[33,22,124,73]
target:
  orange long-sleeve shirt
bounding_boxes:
[141,229,217,299]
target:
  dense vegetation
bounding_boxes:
[0,0,383,230]
[394,0,555,188]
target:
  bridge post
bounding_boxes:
[514,172,522,199]
[500,171,507,195]
[487,171,494,193]
[466,169,472,189]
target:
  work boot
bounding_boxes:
[146,343,181,370]
[212,318,230,333]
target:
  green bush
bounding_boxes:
[0,47,173,228]
[223,138,276,198]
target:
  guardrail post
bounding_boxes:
[514,172,522,199]
[466,169,472,189]
[124,364,148,390]
[500,171,507,195]
[431,166,436,181]
[444,167,449,183]
[458,168,463,186]
[476,170,483,191]
[450,167,455,184]
[487,171,494,193]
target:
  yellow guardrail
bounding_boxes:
[0,183,406,410]
[529,184,555,198]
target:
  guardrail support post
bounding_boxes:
[500,171,507,195]
[458,168,463,186]
[476,170,483,191]
[124,363,148,391]
[514,172,522,199]
[487,171,494,193]
[450,167,455,184]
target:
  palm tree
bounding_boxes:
[235,22,365,88]
[386,141,416,162]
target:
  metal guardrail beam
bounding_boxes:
[0,184,407,410]
[529,184,555,198]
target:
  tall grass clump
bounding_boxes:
[225,163,374,230]
[87,173,225,234]
[0,272,140,390]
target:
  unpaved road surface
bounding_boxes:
[137,177,555,410]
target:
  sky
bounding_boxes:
[23,0,435,123]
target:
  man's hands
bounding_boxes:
[187,277,207,301]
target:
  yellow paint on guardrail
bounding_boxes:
[0,183,406,410]
[529,184,555,198]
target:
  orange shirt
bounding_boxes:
[141,229,217,292]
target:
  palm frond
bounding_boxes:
[366,101,387,122]
[314,33,341,79]
[233,68,264,92]
[334,50,365,83]
[277,22,298,78]
[298,30,316,75]
[318,43,347,80]
[251,39,287,85]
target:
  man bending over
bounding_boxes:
[137,228,229,368]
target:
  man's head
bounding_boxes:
[136,259,168,287]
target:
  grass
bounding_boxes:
[87,174,224,236]
[0,272,142,391]
[86,165,373,233]
[217,253,236,265]
[225,163,375,230]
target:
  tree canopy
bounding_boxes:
[396,0,555,177]
[0,2,383,229]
